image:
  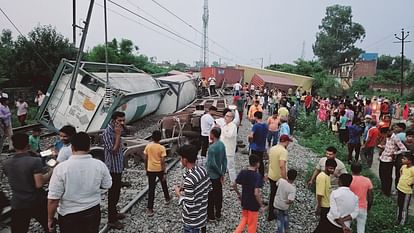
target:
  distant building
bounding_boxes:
[333,53,378,89]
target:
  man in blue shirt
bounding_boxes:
[102,111,126,229]
[248,111,268,177]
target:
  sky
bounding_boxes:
[1,0,414,67]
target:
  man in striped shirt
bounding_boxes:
[175,145,211,233]
[102,111,126,229]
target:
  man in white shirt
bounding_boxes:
[48,132,112,233]
[308,146,348,189]
[314,174,358,233]
[15,98,28,126]
[200,106,217,157]
[233,81,242,96]
[208,76,216,96]
[218,111,238,184]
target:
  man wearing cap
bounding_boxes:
[266,134,292,221]
[0,93,12,153]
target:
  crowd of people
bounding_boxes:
[1,82,414,233]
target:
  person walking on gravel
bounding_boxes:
[206,127,227,221]
[267,134,292,222]
[144,130,171,216]
[218,111,238,184]
[200,106,217,157]
[233,155,265,233]
[248,111,268,178]
[313,158,337,233]
[102,111,127,229]
[308,146,347,189]
[48,132,112,233]
[350,162,373,233]
[273,169,298,233]
[175,145,211,233]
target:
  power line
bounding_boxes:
[0,7,54,73]
[94,2,201,53]
[108,0,202,49]
[107,0,238,64]
[149,0,248,63]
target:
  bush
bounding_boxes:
[296,111,414,232]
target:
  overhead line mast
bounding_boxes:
[202,0,209,67]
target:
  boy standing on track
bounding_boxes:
[175,145,211,233]
[233,155,265,233]
[144,130,171,216]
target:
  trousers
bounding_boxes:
[147,171,170,209]
[207,178,222,220]
[58,205,100,233]
[108,173,122,223]
[234,210,259,233]
[379,161,393,196]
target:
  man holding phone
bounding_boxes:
[102,111,126,229]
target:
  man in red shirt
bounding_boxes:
[304,92,312,116]
[361,120,380,168]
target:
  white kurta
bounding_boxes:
[220,121,238,182]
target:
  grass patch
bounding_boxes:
[295,112,414,233]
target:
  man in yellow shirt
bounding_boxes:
[313,158,337,233]
[144,130,171,216]
[248,100,263,124]
[266,135,292,221]
[396,153,414,225]
[278,103,289,119]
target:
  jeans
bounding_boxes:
[267,130,279,147]
[147,171,170,210]
[207,178,222,220]
[268,178,278,221]
[11,197,49,233]
[108,172,122,223]
[183,225,206,233]
[200,135,209,157]
[234,210,259,233]
[251,150,264,177]
[362,147,374,168]
[58,205,100,233]
[275,209,289,233]
[355,208,367,233]
[348,143,361,162]
[379,161,393,196]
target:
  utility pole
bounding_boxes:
[394,28,411,97]
[72,0,76,46]
[202,0,209,67]
[261,57,264,69]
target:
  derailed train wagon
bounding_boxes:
[36,59,171,132]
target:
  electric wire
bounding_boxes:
[149,0,249,63]
[107,0,237,63]
[94,2,201,53]
[0,7,54,73]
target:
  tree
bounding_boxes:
[266,59,323,77]
[313,5,365,71]
[85,38,167,74]
[0,29,15,84]
[13,25,76,89]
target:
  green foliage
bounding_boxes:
[313,5,365,71]
[296,111,414,232]
[349,77,371,94]
[11,106,38,127]
[85,38,167,74]
[0,26,77,90]
[267,59,323,77]
[312,71,343,97]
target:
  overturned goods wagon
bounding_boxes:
[154,72,198,115]
[159,98,227,146]
[36,59,197,132]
